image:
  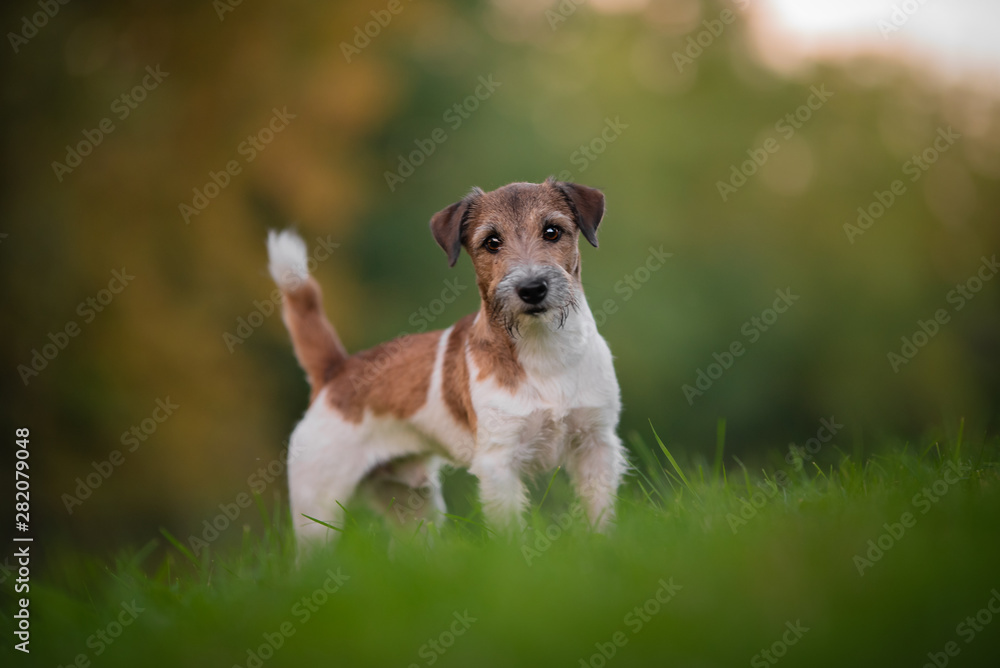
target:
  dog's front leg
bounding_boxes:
[566,428,628,531]
[470,449,528,534]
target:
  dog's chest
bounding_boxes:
[473,334,619,470]
[503,404,604,471]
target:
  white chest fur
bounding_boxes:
[467,304,621,474]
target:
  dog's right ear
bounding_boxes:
[429,187,482,267]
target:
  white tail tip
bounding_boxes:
[267,229,309,290]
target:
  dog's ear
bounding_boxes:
[551,179,605,248]
[430,188,483,267]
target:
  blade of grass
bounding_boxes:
[732,455,752,496]
[538,466,561,511]
[335,501,358,529]
[630,432,670,492]
[635,478,656,507]
[633,466,665,502]
[443,513,496,536]
[159,527,201,570]
[301,513,344,533]
[408,519,426,543]
[253,492,270,531]
[649,420,701,502]
[955,417,965,462]
[712,418,726,483]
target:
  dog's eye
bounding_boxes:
[542,226,562,242]
[483,235,502,253]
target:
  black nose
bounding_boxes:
[517,279,548,305]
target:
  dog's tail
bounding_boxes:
[267,230,347,397]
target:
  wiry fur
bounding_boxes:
[270,179,627,550]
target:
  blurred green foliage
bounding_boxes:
[1,0,998,550]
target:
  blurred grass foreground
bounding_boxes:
[28,433,1000,667]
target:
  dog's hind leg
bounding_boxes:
[289,457,369,551]
[359,455,447,532]
[286,403,374,553]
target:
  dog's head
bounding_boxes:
[430,178,605,336]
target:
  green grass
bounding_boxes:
[22,426,1000,668]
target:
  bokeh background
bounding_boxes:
[2,0,998,554]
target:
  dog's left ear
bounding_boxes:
[551,179,605,248]
[430,188,483,267]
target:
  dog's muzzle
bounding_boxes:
[495,265,575,328]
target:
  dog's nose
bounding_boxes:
[517,279,548,305]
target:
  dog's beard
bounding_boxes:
[549,295,579,330]
[490,266,578,339]
[489,292,578,339]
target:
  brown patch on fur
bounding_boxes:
[325,330,441,423]
[468,314,525,390]
[442,315,477,432]
[281,277,348,401]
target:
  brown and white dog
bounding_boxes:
[268,178,626,548]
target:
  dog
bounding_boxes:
[267,178,626,548]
